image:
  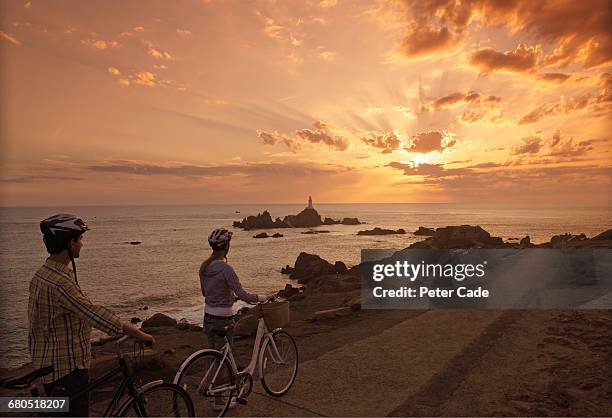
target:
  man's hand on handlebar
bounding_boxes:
[138,332,155,347]
[122,323,155,347]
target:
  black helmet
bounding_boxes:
[40,213,89,254]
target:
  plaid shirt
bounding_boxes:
[28,259,123,384]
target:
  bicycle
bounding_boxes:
[174,300,298,417]
[0,335,195,417]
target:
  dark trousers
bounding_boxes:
[44,369,89,417]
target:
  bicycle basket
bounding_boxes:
[262,301,290,329]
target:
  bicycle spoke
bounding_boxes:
[175,351,234,416]
[260,331,298,396]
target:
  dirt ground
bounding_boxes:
[2,289,610,416]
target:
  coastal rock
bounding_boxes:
[234,208,360,230]
[176,322,203,331]
[357,227,406,236]
[282,208,323,228]
[414,226,436,236]
[277,284,300,299]
[550,233,587,248]
[253,232,269,239]
[271,232,284,238]
[234,211,289,230]
[308,274,360,293]
[289,252,336,284]
[130,317,142,324]
[410,225,507,249]
[301,229,330,234]
[142,313,177,328]
[281,264,293,274]
[334,261,348,274]
[592,229,612,240]
[519,236,532,247]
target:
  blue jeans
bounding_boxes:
[203,315,234,350]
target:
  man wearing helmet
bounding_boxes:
[29,214,155,417]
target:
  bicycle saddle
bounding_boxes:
[0,366,53,389]
[212,324,234,337]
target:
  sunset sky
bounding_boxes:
[1,0,610,206]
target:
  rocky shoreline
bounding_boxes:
[1,224,610,416]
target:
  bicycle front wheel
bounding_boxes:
[175,351,235,417]
[260,330,298,396]
[117,382,195,417]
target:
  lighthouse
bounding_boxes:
[307,195,313,209]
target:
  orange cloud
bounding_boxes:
[258,121,350,152]
[296,121,349,151]
[469,44,540,73]
[537,73,571,83]
[407,131,456,154]
[257,130,300,152]
[399,25,457,58]
[81,38,119,50]
[361,132,401,154]
[132,72,157,87]
[0,31,21,45]
[421,91,501,111]
[176,28,192,38]
[519,94,591,124]
[388,159,611,203]
[544,131,604,158]
[396,0,611,69]
[142,40,173,60]
[511,135,543,155]
[595,73,611,103]
[88,160,348,178]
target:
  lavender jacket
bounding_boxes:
[199,260,263,310]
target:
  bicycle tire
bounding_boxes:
[116,381,195,417]
[174,350,235,417]
[260,330,298,396]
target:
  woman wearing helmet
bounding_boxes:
[199,228,271,350]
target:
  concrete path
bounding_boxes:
[230,310,505,417]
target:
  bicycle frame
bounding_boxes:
[177,317,283,397]
[69,338,161,416]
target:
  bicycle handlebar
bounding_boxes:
[245,296,285,306]
[114,335,152,358]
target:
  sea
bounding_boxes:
[1,203,610,369]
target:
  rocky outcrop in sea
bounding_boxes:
[357,227,406,235]
[233,208,361,230]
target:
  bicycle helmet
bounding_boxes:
[40,213,89,283]
[208,228,232,251]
